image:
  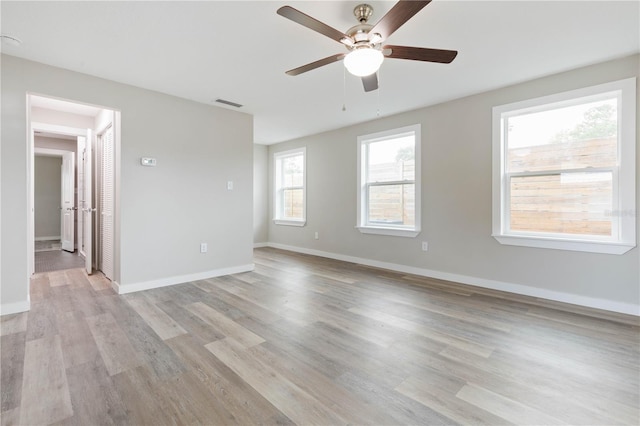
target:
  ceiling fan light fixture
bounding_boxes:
[344,48,383,77]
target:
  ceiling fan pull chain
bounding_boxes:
[376,70,381,117]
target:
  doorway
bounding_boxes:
[33,143,85,273]
[28,94,119,281]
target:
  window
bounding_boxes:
[492,78,636,254]
[274,148,306,226]
[357,124,421,237]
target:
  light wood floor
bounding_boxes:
[1,248,639,425]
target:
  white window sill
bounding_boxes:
[274,219,306,227]
[493,234,635,255]
[357,226,420,238]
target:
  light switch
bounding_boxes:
[227,181,233,190]
[141,157,156,167]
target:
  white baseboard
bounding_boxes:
[1,298,31,316]
[35,236,61,241]
[266,242,640,317]
[253,242,269,248]
[113,263,255,295]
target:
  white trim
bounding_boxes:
[357,124,421,237]
[1,299,31,316]
[113,264,255,295]
[492,78,636,254]
[32,122,88,137]
[273,147,307,223]
[253,242,269,248]
[265,242,639,316]
[35,236,61,241]
[34,147,72,157]
[273,219,306,227]
[493,234,635,255]
[356,226,420,238]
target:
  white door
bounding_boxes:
[100,126,114,280]
[77,136,86,257]
[61,152,75,252]
[83,130,94,274]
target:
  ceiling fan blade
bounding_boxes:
[277,6,351,44]
[285,53,346,76]
[383,45,458,63]
[362,73,378,92]
[369,0,432,41]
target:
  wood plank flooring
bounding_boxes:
[1,247,639,425]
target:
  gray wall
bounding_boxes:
[34,156,62,239]
[1,54,254,310]
[253,144,269,245]
[267,54,639,310]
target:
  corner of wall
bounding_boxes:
[1,298,31,316]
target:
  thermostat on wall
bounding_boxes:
[141,157,157,167]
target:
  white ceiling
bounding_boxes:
[2,1,638,145]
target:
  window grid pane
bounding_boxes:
[367,136,415,183]
[363,133,416,229]
[506,99,617,173]
[282,155,304,187]
[504,96,619,238]
[509,172,613,236]
[275,149,305,223]
[283,188,304,220]
[367,183,415,227]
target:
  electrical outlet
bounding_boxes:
[421,241,429,251]
[314,231,319,240]
[200,243,208,253]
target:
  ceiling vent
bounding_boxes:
[215,98,243,108]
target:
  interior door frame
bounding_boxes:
[33,147,73,251]
[27,94,121,293]
[29,122,89,276]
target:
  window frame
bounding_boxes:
[357,124,421,238]
[492,78,636,254]
[273,147,306,227]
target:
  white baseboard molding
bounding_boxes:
[266,242,640,317]
[35,236,61,241]
[253,242,269,248]
[1,298,31,316]
[113,263,255,295]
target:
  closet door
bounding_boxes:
[82,131,94,274]
[100,126,114,280]
[61,151,75,252]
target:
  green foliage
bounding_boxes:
[552,104,617,143]
[395,146,414,162]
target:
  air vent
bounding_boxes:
[215,98,243,108]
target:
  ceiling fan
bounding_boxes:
[277,0,458,92]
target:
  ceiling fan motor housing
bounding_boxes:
[277,1,458,90]
[354,4,374,23]
[347,5,382,49]
[347,23,375,45]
